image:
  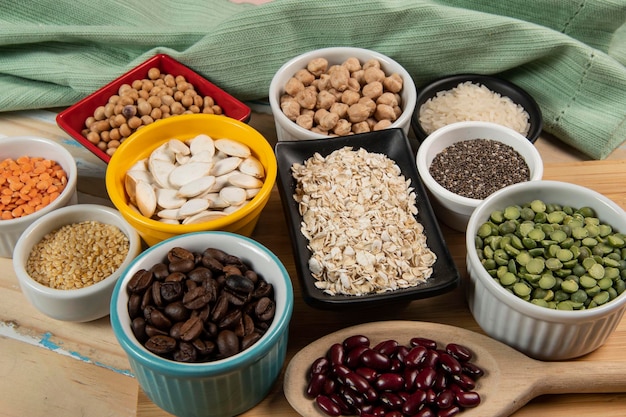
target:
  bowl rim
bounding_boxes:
[466,179,626,321]
[411,73,543,143]
[105,113,277,234]
[12,203,142,298]
[416,121,544,207]
[268,46,417,139]
[110,231,294,375]
[0,135,78,227]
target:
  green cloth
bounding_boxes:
[0,0,624,159]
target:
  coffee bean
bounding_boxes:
[217,329,239,358]
[128,293,142,319]
[127,269,153,293]
[160,281,183,302]
[173,341,197,362]
[151,263,170,280]
[188,266,212,283]
[182,286,211,310]
[164,301,190,322]
[169,258,196,273]
[131,317,147,343]
[145,335,177,354]
[255,297,276,321]
[225,274,255,295]
[167,247,194,263]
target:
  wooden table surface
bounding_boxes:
[1,108,625,417]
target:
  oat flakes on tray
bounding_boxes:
[291,146,436,296]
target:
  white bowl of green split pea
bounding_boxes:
[466,180,626,360]
[415,121,543,232]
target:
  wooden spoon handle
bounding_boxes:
[534,361,626,395]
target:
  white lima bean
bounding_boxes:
[124,135,265,224]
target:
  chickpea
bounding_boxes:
[333,119,352,136]
[294,69,315,86]
[364,66,385,84]
[314,109,339,130]
[296,113,314,130]
[342,57,361,73]
[363,59,381,70]
[373,119,393,131]
[347,102,371,123]
[330,102,349,119]
[316,90,336,110]
[329,65,350,91]
[307,58,328,76]
[285,77,305,96]
[374,104,397,122]
[341,90,361,106]
[362,81,383,100]
[347,77,360,92]
[295,88,317,110]
[281,99,301,121]
[352,121,370,134]
[377,92,399,107]
[383,73,403,93]
[358,96,376,115]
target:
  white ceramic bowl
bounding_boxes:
[269,46,417,141]
[110,231,294,417]
[415,121,543,232]
[13,204,142,322]
[466,180,626,360]
[0,136,78,258]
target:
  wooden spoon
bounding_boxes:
[283,320,626,417]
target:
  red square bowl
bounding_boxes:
[56,54,251,164]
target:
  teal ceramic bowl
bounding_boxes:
[110,231,293,417]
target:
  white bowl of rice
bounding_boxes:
[415,121,543,232]
[13,204,142,322]
[412,74,542,144]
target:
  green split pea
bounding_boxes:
[475,200,626,310]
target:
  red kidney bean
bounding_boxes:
[415,367,437,390]
[424,388,437,405]
[434,370,449,391]
[355,367,379,382]
[452,373,476,391]
[404,345,428,368]
[395,345,410,362]
[306,372,326,398]
[332,364,351,378]
[415,406,436,417]
[323,378,337,396]
[446,343,473,362]
[437,405,461,417]
[439,352,462,375]
[410,337,438,349]
[401,389,427,415]
[462,362,485,380]
[374,372,405,392]
[404,367,420,391]
[436,389,455,409]
[386,411,404,417]
[343,334,370,351]
[378,392,403,410]
[389,357,403,373]
[422,349,440,369]
[328,393,352,415]
[328,343,345,366]
[360,348,391,371]
[455,390,481,408]
[345,345,369,368]
[343,371,372,394]
[339,385,365,409]
[316,395,342,416]
[374,339,399,356]
[310,357,330,376]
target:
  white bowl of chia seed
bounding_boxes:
[415,121,543,232]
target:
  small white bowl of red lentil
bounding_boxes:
[415,121,544,232]
[12,203,142,322]
[0,136,79,258]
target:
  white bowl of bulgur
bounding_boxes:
[12,204,142,322]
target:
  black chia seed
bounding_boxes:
[429,138,530,199]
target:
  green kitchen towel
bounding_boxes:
[0,0,624,159]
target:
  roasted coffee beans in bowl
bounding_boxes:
[269,47,417,141]
[415,121,543,232]
[466,180,626,360]
[110,231,294,417]
[0,136,79,258]
[12,204,141,322]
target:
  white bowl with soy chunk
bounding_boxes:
[415,121,543,232]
